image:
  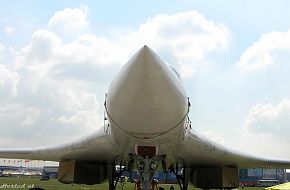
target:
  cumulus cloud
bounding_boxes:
[51,81,102,126]
[26,78,103,131]
[61,34,128,66]
[237,30,290,71]
[231,132,290,158]
[0,77,103,147]
[201,99,290,158]
[48,6,89,34]
[19,30,61,66]
[17,30,127,70]
[57,110,101,130]
[19,10,230,79]
[0,104,41,138]
[124,11,230,78]
[0,64,19,98]
[21,107,41,127]
[244,99,290,135]
[197,128,290,158]
[201,129,226,145]
[0,8,231,148]
[226,99,290,158]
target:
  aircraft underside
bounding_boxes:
[57,153,240,190]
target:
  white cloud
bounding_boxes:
[230,99,290,158]
[0,43,5,62]
[21,107,41,127]
[17,30,127,70]
[201,129,226,145]
[244,99,290,135]
[0,136,37,148]
[0,9,231,148]
[0,43,4,51]
[4,26,15,35]
[0,104,42,136]
[48,6,89,33]
[0,78,103,147]
[179,64,196,79]
[20,10,229,79]
[61,34,128,66]
[237,30,290,71]
[43,80,104,137]
[231,132,290,158]
[19,30,61,67]
[201,99,290,158]
[124,11,230,78]
[0,64,19,98]
[57,110,101,130]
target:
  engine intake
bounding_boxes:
[190,166,239,189]
[58,160,108,185]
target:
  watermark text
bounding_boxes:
[0,184,34,189]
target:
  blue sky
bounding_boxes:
[1,0,290,166]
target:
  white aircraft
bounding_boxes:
[0,46,289,190]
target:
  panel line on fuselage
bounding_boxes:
[104,102,190,139]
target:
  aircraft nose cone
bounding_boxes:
[106,46,187,137]
[121,45,162,80]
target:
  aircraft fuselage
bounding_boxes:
[106,46,188,160]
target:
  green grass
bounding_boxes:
[0,177,266,190]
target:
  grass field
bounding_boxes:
[0,177,266,190]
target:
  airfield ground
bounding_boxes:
[0,177,266,190]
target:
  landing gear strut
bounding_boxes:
[108,162,126,190]
[130,154,164,190]
[170,165,190,190]
[137,156,152,190]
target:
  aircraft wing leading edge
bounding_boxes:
[0,119,290,190]
[177,130,290,169]
[0,127,121,162]
[1,128,289,168]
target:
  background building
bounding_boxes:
[42,166,58,179]
[239,168,287,186]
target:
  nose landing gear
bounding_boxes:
[130,153,165,190]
